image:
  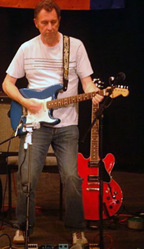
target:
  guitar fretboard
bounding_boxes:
[90,103,99,163]
[46,90,104,109]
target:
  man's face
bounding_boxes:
[34,8,60,45]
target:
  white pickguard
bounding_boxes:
[25,96,56,126]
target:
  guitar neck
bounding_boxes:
[46,89,104,109]
[90,103,99,163]
[46,85,129,109]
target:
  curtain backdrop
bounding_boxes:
[0,0,90,9]
[0,0,124,10]
[0,4,143,172]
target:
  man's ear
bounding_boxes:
[33,18,38,28]
[58,16,61,28]
[59,16,61,24]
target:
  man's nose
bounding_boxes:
[47,22,52,30]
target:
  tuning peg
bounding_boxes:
[93,78,105,90]
[93,78,100,83]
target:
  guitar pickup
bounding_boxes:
[88,175,99,182]
[88,182,99,185]
[88,161,99,167]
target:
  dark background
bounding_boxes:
[0,0,143,172]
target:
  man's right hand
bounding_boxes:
[22,98,43,114]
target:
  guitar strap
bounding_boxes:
[63,35,70,91]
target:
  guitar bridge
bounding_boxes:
[86,187,99,191]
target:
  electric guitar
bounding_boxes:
[10,83,129,135]
[78,102,123,220]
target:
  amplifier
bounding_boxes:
[0,92,19,152]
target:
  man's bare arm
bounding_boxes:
[2,74,42,113]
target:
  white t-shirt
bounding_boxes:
[6,33,93,127]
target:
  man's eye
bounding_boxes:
[51,21,56,25]
[42,21,47,25]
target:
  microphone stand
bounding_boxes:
[0,114,25,147]
[23,128,32,249]
[93,95,112,249]
[0,122,33,247]
[0,136,17,147]
[81,90,112,249]
[0,119,40,249]
[23,122,40,249]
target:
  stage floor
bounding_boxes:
[0,171,144,249]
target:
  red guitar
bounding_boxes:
[78,102,123,220]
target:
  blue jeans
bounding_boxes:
[16,125,86,232]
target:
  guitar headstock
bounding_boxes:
[93,76,129,98]
[93,78,104,89]
[106,85,129,98]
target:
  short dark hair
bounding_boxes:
[34,0,61,18]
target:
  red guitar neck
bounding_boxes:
[90,103,99,162]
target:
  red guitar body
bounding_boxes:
[78,153,123,220]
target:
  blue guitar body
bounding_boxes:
[10,84,63,135]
